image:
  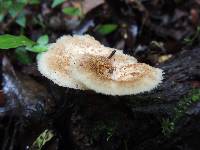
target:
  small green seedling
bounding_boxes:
[31,129,54,150]
[0,34,49,64]
[96,24,118,36]
[162,89,200,137]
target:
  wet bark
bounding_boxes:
[1,48,200,150]
[68,48,200,150]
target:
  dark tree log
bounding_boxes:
[1,57,57,150]
[1,49,200,150]
[67,48,200,150]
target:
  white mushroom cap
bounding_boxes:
[37,34,163,95]
[71,54,163,95]
[37,42,87,89]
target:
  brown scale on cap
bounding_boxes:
[79,55,114,80]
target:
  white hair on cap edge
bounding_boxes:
[37,42,87,89]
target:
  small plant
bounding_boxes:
[162,88,200,137]
[96,24,118,36]
[0,34,49,64]
[31,129,54,150]
[51,0,65,8]
[62,7,82,16]
[0,34,49,52]
[27,35,49,53]
[184,26,200,45]
[161,118,175,137]
[0,0,40,28]
[92,121,116,142]
[0,34,35,49]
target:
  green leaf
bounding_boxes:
[1,1,12,10]
[19,0,40,4]
[0,34,35,49]
[8,2,25,17]
[197,26,200,32]
[0,14,5,22]
[15,47,32,64]
[29,0,40,4]
[51,0,65,8]
[16,12,26,27]
[184,25,200,45]
[0,4,5,22]
[32,129,54,150]
[28,44,48,53]
[62,7,81,16]
[184,38,192,43]
[37,35,49,45]
[192,95,200,102]
[96,24,118,36]
[26,35,49,53]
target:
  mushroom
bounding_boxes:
[37,34,163,95]
[37,35,137,89]
[71,54,163,95]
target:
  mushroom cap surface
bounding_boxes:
[71,54,163,95]
[37,42,86,89]
[57,35,137,63]
[37,34,163,95]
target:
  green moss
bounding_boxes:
[162,88,200,137]
[90,121,117,142]
[184,26,200,45]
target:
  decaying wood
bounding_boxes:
[1,48,200,150]
[67,48,200,150]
